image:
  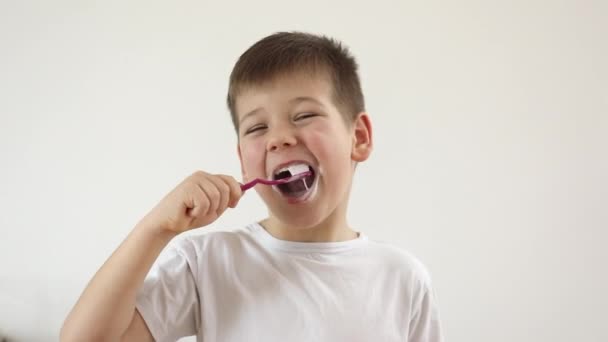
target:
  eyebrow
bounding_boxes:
[239,107,262,126]
[289,96,324,107]
[238,97,325,125]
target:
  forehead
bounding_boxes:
[234,71,335,120]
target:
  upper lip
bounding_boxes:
[268,159,316,179]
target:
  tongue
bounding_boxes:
[279,179,308,195]
[277,172,314,197]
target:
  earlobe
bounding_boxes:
[351,113,373,162]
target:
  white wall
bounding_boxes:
[1,0,606,341]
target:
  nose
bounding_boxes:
[266,128,297,152]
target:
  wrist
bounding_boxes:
[135,217,179,242]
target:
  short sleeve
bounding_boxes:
[135,241,200,342]
[408,285,443,342]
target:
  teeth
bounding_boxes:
[275,163,310,176]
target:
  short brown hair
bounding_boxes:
[227,31,365,131]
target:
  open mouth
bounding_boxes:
[272,163,316,198]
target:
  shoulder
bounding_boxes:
[165,224,259,259]
[365,239,434,290]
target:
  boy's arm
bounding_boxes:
[60,221,173,342]
[123,308,156,342]
[60,171,242,342]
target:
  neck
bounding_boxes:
[260,203,357,243]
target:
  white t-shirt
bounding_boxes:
[136,223,442,342]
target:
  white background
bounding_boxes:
[1,0,606,341]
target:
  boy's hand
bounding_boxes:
[142,171,243,235]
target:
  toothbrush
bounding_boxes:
[240,171,312,191]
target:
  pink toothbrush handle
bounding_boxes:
[240,171,312,192]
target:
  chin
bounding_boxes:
[268,204,330,230]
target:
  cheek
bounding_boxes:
[240,141,265,174]
[307,125,351,161]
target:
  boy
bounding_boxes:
[61,31,442,342]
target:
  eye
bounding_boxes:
[295,112,317,121]
[244,124,267,135]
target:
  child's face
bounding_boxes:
[235,72,372,229]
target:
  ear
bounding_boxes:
[351,112,373,162]
[237,144,248,181]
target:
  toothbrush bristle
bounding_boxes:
[287,164,309,175]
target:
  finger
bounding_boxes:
[207,175,230,215]
[185,171,208,214]
[198,179,221,217]
[186,183,209,221]
[217,175,243,208]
